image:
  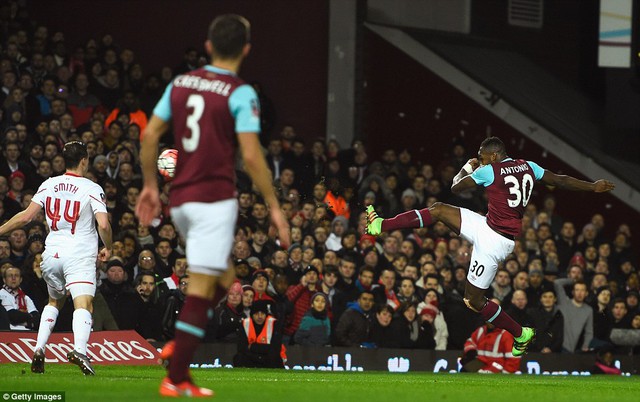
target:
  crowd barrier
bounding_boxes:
[1,331,637,375]
[185,343,639,375]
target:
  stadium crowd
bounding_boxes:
[0,2,639,358]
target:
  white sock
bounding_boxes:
[72,309,93,355]
[35,305,59,352]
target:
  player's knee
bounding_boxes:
[429,202,444,218]
[464,295,485,312]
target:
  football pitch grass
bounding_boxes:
[1,364,639,402]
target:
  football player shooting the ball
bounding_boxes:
[366,136,614,358]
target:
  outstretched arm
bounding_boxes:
[540,170,615,192]
[0,202,42,236]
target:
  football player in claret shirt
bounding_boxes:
[367,136,614,357]
[136,14,290,397]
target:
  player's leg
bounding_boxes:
[366,202,462,235]
[32,294,66,374]
[32,256,67,373]
[66,269,97,375]
[160,200,237,397]
[459,210,535,355]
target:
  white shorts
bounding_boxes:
[171,199,238,275]
[41,250,97,300]
[459,208,515,289]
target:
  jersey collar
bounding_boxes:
[64,172,82,177]
[204,65,236,76]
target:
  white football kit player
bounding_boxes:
[31,173,107,299]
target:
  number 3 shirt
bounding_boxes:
[31,172,107,259]
[470,158,545,237]
[152,65,261,207]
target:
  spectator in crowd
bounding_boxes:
[284,265,321,342]
[554,278,593,353]
[294,292,331,346]
[163,254,187,291]
[358,304,391,349]
[134,273,163,341]
[335,290,375,346]
[252,269,274,303]
[461,323,520,373]
[591,345,622,375]
[527,288,563,353]
[417,288,449,350]
[237,276,253,304]
[211,281,244,343]
[504,290,533,327]
[325,215,348,252]
[162,275,189,340]
[99,260,143,330]
[0,266,39,330]
[590,286,612,343]
[389,302,435,349]
[611,298,632,329]
[234,300,286,368]
[373,268,400,310]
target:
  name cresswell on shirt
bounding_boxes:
[499,163,529,176]
[173,75,232,96]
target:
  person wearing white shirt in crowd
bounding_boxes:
[0,267,39,330]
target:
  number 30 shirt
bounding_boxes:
[31,173,107,259]
[471,158,545,237]
[153,65,261,207]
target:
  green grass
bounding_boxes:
[0,364,639,402]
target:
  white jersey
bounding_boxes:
[31,173,107,260]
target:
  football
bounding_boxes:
[157,148,178,179]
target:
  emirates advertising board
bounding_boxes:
[0,331,159,365]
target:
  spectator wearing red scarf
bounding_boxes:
[0,267,39,330]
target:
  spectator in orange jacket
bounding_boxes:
[104,91,148,135]
[234,300,286,368]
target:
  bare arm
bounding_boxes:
[95,212,113,261]
[540,170,615,192]
[451,158,480,194]
[0,202,41,236]
[135,116,170,226]
[237,132,291,248]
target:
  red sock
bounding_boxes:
[381,208,433,232]
[169,295,211,384]
[479,299,522,338]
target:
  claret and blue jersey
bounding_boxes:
[152,65,261,207]
[469,158,545,237]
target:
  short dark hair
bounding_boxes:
[480,136,506,155]
[135,273,155,286]
[208,14,250,58]
[62,141,87,169]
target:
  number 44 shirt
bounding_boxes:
[31,172,107,259]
